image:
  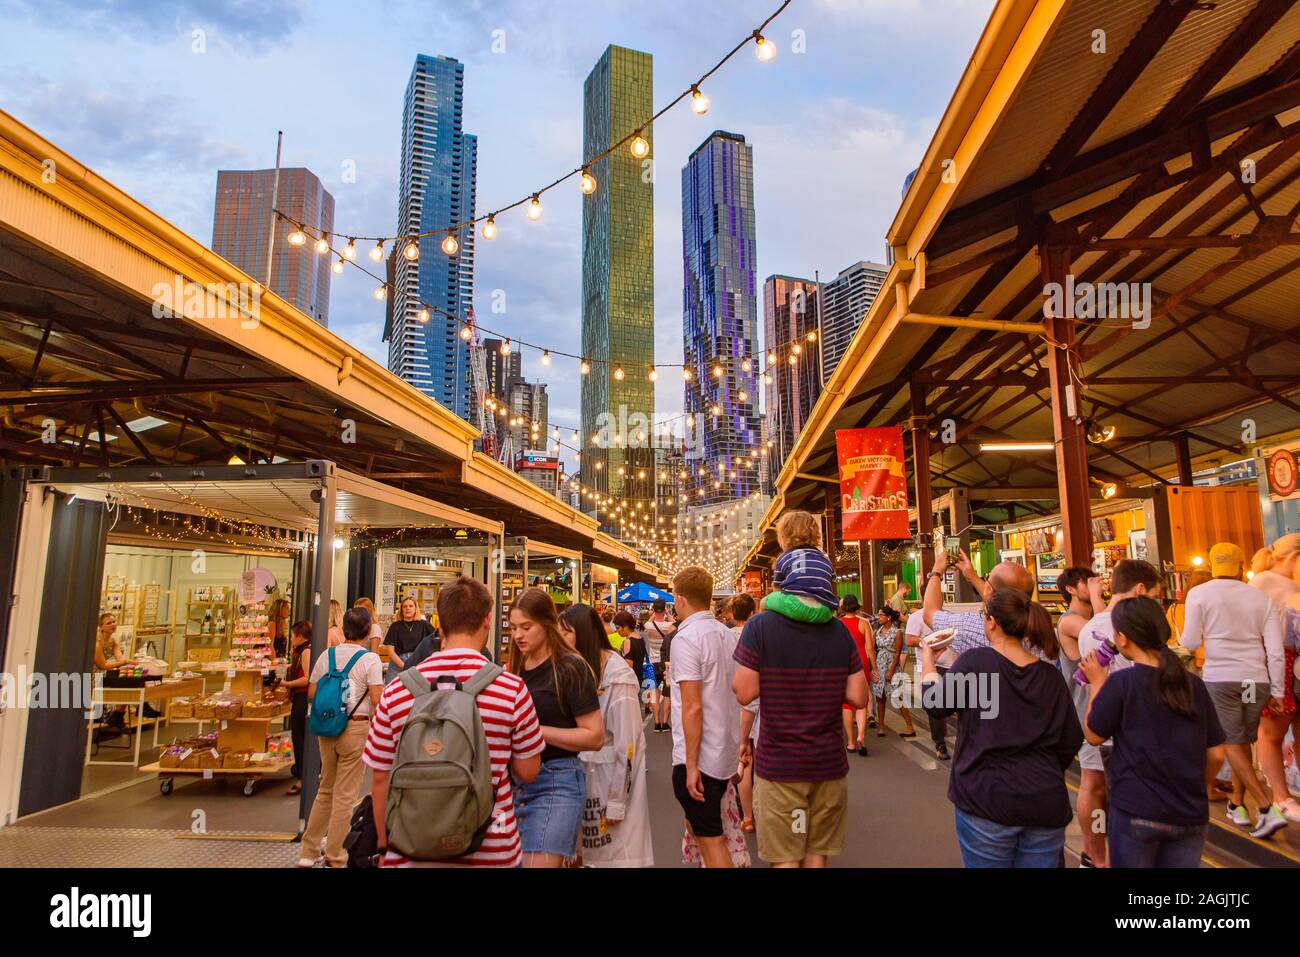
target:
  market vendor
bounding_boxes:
[93,613,136,670]
[381,596,437,677]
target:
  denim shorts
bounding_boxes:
[513,756,586,858]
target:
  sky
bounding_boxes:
[0,0,995,472]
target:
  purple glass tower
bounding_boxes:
[681,130,760,507]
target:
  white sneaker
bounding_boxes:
[1278,798,1300,823]
[1250,805,1288,840]
[296,857,318,868]
[1226,802,1251,827]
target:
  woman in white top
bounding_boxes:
[1251,534,1300,821]
[560,604,653,867]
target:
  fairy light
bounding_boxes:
[315,236,330,254]
[630,133,650,159]
[404,239,420,260]
[441,233,459,256]
[343,238,356,260]
[690,85,710,115]
[369,241,385,262]
[481,216,498,240]
[580,169,598,194]
[527,194,543,221]
[287,227,306,246]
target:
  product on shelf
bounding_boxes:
[222,751,253,769]
[170,699,195,719]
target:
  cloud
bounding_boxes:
[0,0,307,51]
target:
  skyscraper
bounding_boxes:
[820,261,888,385]
[505,379,548,454]
[763,274,821,474]
[682,130,760,508]
[385,54,478,420]
[212,167,334,325]
[581,45,655,526]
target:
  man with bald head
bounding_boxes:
[922,547,1039,660]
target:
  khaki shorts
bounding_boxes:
[754,775,848,863]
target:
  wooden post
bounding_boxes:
[857,541,874,613]
[1042,242,1094,567]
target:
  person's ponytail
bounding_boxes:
[1155,645,1196,718]
[1025,601,1058,661]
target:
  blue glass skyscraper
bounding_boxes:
[682,130,760,507]
[385,54,477,420]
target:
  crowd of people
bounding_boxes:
[282,516,1300,869]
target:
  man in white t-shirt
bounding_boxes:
[1073,559,1160,868]
[669,565,740,868]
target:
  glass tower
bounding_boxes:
[820,260,888,386]
[385,54,477,421]
[763,274,821,474]
[682,130,760,508]
[581,45,655,530]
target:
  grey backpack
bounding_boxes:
[386,662,503,861]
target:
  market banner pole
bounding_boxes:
[298,461,336,833]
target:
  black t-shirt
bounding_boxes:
[624,635,647,683]
[927,646,1084,828]
[660,630,674,667]
[521,654,600,763]
[1086,662,1226,826]
[383,619,436,657]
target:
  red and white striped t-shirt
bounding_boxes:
[362,649,543,867]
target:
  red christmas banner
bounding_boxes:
[836,427,909,541]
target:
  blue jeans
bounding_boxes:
[954,808,1065,868]
[1108,806,1206,868]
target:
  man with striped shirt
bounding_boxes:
[732,543,870,867]
[364,576,543,867]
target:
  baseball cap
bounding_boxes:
[1209,542,1243,578]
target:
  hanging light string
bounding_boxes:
[278,0,790,249]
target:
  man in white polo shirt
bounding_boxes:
[669,565,740,868]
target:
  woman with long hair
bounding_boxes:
[282,620,313,796]
[1251,534,1300,822]
[508,588,604,867]
[922,587,1083,867]
[838,594,873,754]
[1081,596,1227,866]
[326,599,344,647]
[93,612,134,671]
[871,606,915,738]
[559,603,653,867]
[352,597,383,653]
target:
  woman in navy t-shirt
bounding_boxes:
[1081,596,1227,868]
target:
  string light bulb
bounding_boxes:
[481,216,497,240]
[343,239,356,260]
[500,340,511,356]
[648,368,658,382]
[331,258,344,274]
[541,349,551,366]
[580,169,597,194]
[418,308,430,323]
[460,323,473,340]
[374,285,387,301]
[682,368,692,381]
[630,133,650,159]
[807,330,817,342]
[614,365,625,381]
[287,227,306,246]
[403,239,420,260]
[580,359,591,375]
[441,233,459,256]
[754,32,775,61]
[527,194,543,221]
[315,236,330,254]
[767,350,777,364]
[690,85,710,115]
[369,241,385,262]
[712,365,723,379]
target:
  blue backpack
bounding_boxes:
[309,647,364,737]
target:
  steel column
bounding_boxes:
[908,386,935,575]
[298,463,336,833]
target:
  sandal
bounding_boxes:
[286,782,302,796]
[899,731,917,738]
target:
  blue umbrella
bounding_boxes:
[616,582,674,604]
